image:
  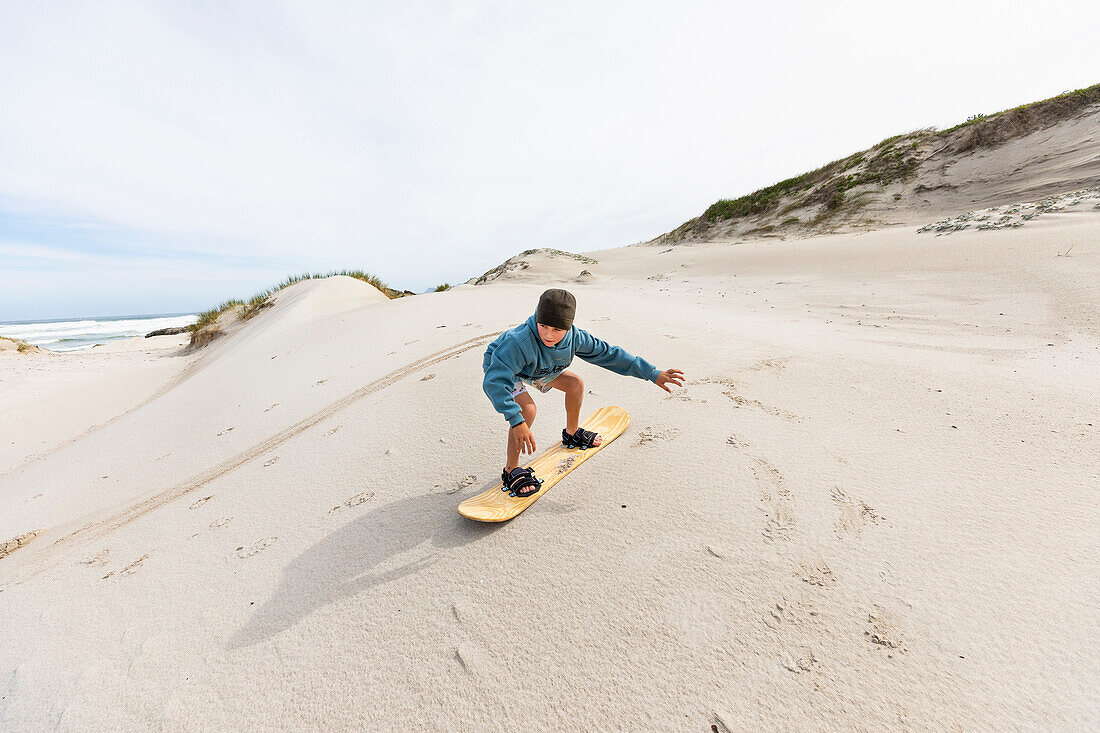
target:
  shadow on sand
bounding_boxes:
[227,490,503,648]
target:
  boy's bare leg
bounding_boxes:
[550,370,603,446]
[505,392,537,472]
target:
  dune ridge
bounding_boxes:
[652,83,1100,243]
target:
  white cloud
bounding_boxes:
[0,241,92,262]
[2,0,1099,318]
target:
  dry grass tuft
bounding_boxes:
[186,270,409,349]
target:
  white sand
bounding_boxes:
[0,334,192,479]
[1,212,1098,729]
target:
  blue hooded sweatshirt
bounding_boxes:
[482,311,660,427]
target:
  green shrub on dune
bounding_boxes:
[670,82,1100,240]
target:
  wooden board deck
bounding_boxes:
[457,406,630,522]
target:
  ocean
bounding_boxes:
[0,313,198,353]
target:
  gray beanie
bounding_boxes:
[536,289,576,330]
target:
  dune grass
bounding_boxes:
[938,82,1100,136]
[187,270,403,333]
[685,82,1100,235]
[1,335,38,353]
[701,134,927,226]
[190,299,246,331]
[701,151,869,224]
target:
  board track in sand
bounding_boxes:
[458,405,629,522]
[4,332,502,584]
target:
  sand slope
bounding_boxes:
[1,221,1098,730]
[656,98,1100,242]
[0,334,191,479]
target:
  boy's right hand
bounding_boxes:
[512,423,536,455]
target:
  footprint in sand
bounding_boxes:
[798,560,837,587]
[80,549,110,567]
[749,357,791,374]
[783,649,819,675]
[830,486,885,535]
[632,426,681,447]
[210,517,233,529]
[102,553,150,580]
[189,495,213,510]
[750,456,795,542]
[216,427,234,437]
[263,456,279,467]
[664,392,703,403]
[750,457,789,497]
[878,560,897,585]
[724,392,799,420]
[690,377,738,389]
[328,491,374,514]
[865,604,907,652]
[232,537,277,559]
[762,503,796,543]
[726,434,751,449]
[447,475,477,494]
[762,594,818,631]
[667,376,740,403]
[683,378,797,419]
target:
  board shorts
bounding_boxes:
[511,376,557,397]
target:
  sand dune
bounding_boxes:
[655,87,1100,243]
[2,206,1097,729]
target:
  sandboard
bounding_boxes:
[458,406,630,522]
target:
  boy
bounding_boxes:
[482,288,684,497]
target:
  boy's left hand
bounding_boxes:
[655,368,685,393]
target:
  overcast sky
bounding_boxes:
[2,1,1098,321]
